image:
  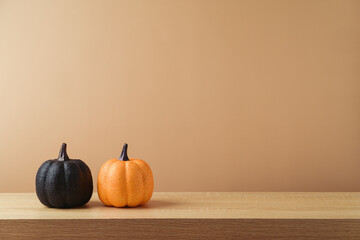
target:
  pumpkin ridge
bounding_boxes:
[63,162,70,207]
[44,162,57,207]
[131,160,146,204]
[66,161,84,207]
[134,161,146,206]
[61,162,69,208]
[104,163,113,207]
[132,159,153,205]
[84,161,93,204]
[124,161,129,206]
[45,162,66,207]
[75,160,93,206]
[72,161,84,206]
[36,160,54,207]
[106,161,123,207]
[98,159,117,206]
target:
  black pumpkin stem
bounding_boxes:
[119,143,129,161]
[58,143,70,161]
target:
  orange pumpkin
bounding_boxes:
[97,143,154,207]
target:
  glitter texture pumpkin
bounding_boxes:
[35,143,93,208]
[97,144,154,207]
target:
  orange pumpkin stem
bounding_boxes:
[119,143,129,161]
[58,143,69,161]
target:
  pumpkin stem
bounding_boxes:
[58,143,70,161]
[119,143,129,161]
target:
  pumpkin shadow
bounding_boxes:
[83,199,179,209]
[58,204,93,209]
[84,200,104,208]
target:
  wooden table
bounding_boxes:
[0,192,360,239]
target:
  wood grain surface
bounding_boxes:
[1,192,360,239]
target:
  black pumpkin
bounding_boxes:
[35,143,93,208]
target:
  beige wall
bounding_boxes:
[0,0,359,192]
